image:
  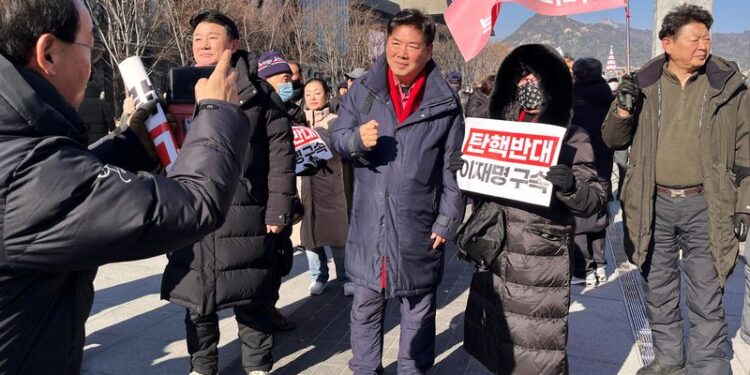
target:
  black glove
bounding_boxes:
[544,164,576,194]
[126,99,161,161]
[616,74,640,114]
[449,150,465,175]
[734,213,750,241]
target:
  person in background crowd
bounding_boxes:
[458,44,605,375]
[446,70,470,110]
[160,11,296,375]
[345,67,367,88]
[330,9,465,374]
[79,81,115,145]
[252,50,301,333]
[570,57,615,287]
[464,74,495,118]
[338,82,348,97]
[564,52,575,74]
[602,5,750,374]
[300,78,356,297]
[288,60,304,106]
[330,81,349,113]
[258,51,306,125]
[331,67,367,114]
[0,1,250,373]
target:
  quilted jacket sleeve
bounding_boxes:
[2,100,250,271]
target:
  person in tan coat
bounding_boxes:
[300,78,355,296]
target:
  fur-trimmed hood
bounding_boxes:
[489,44,573,127]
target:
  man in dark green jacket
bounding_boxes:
[602,4,750,375]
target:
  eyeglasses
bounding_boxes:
[72,41,105,63]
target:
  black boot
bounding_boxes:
[636,362,687,375]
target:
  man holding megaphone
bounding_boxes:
[0,0,252,373]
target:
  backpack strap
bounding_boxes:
[361,92,375,115]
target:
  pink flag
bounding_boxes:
[446,0,627,61]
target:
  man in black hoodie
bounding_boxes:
[0,0,249,373]
[160,10,296,375]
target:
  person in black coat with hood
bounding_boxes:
[160,11,295,375]
[0,1,251,373]
[460,44,605,375]
[570,58,615,286]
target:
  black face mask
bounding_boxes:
[518,82,542,110]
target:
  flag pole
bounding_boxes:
[625,0,631,73]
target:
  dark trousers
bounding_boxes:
[185,304,273,375]
[349,286,437,375]
[643,192,730,374]
[573,231,606,276]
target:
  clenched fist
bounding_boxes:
[359,120,379,149]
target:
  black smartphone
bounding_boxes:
[167,66,215,104]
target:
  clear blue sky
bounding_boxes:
[492,1,750,40]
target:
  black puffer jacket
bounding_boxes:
[463,45,605,375]
[0,54,250,374]
[161,50,295,315]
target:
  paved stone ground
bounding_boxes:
[81,208,750,375]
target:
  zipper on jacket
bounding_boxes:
[381,255,387,290]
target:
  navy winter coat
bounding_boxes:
[330,55,466,298]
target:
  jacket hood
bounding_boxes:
[0,53,87,144]
[489,44,573,127]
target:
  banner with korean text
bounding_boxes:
[457,117,566,207]
[293,126,333,174]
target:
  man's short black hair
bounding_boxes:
[572,58,603,81]
[658,4,713,40]
[387,8,435,46]
[0,0,80,65]
[190,10,240,40]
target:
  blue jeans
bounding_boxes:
[305,246,348,283]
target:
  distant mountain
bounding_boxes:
[500,14,750,72]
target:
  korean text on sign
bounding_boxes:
[457,118,566,207]
[293,126,333,174]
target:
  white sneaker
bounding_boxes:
[248,371,270,375]
[585,271,597,287]
[309,281,326,295]
[343,282,356,296]
[595,266,607,284]
[189,372,205,375]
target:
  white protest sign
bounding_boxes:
[457,117,566,207]
[293,126,334,174]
